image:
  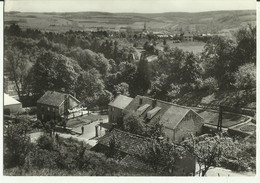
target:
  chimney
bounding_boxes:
[152,99,157,108]
[116,91,121,96]
[139,97,143,105]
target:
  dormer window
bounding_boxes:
[147,107,161,120]
[137,104,150,115]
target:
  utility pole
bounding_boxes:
[217,105,222,132]
[63,94,69,128]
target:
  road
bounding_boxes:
[30,115,108,147]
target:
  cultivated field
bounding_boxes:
[157,41,206,54]
[4,10,256,34]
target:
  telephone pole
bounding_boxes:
[217,105,222,132]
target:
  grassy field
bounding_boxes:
[157,41,206,54]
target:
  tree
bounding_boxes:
[4,48,32,99]
[6,24,22,36]
[150,74,170,101]
[123,112,145,135]
[75,69,112,109]
[233,63,256,102]
[114,82,130,96]
[182,134,239,176]
[4,116,33,168]
[107,135,121,158]
[233,63,256,90]
[31,51,79,96]
[138,139,184,173]
[202,36,236,89]
[180,52,202,85]
[133,54,151,95]
[234,25,256,66]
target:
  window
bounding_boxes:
[41,106,44,112]
[42,114,44,120]
[47,107,50,111]
[53,108,55,112]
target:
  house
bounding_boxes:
[4,93,22,115]
[92,128,196,175]
[122,95,204,142]
[183,33,194,42]
[37,91,80,122]
[108,94,133,124]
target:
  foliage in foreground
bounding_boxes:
[4,119,156,176]
[182,133,256,176]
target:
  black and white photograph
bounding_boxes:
[1,0,258,179]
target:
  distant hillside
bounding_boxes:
[4,10,256,34]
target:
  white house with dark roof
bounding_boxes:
[108,94,133,124]
[122,95,204,142]
[4,93,22,114]
[37,91,80,122]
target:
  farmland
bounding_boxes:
[4,10,256,34]
[157,41,206,54]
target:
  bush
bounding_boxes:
[37,135,57,151]
[200,77,218,93]
[24,148,59,170]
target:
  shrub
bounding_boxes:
[37,135,57,151]
[200,77,218,93]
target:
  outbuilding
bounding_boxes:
[4,93,22,114]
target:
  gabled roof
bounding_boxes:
[108,95,133,110]
[124,95,203,129]
[97,129,149,155]
[124,95,172,125]
[4,93,21,106]
[37,91,80,107]
[160,106,190,129]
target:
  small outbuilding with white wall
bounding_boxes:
[4,93,22,114]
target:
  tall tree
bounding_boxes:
[234,25,256,66]
[4,49,32,99]
[133,54,151,95]
[31,51,79,96]
[202,36,235,89]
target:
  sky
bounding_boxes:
[4,0,256,13]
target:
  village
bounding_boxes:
[3,88,256,176]
[2,0,257,177]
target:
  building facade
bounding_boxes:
[37,91,80,122]
[183,33,194,42]
[108,94,133,125]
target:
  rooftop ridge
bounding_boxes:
[136,95,192,110]
[112,128,151,140]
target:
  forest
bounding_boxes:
[4,24,256,110]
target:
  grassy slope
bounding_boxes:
[174,89,256,109]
